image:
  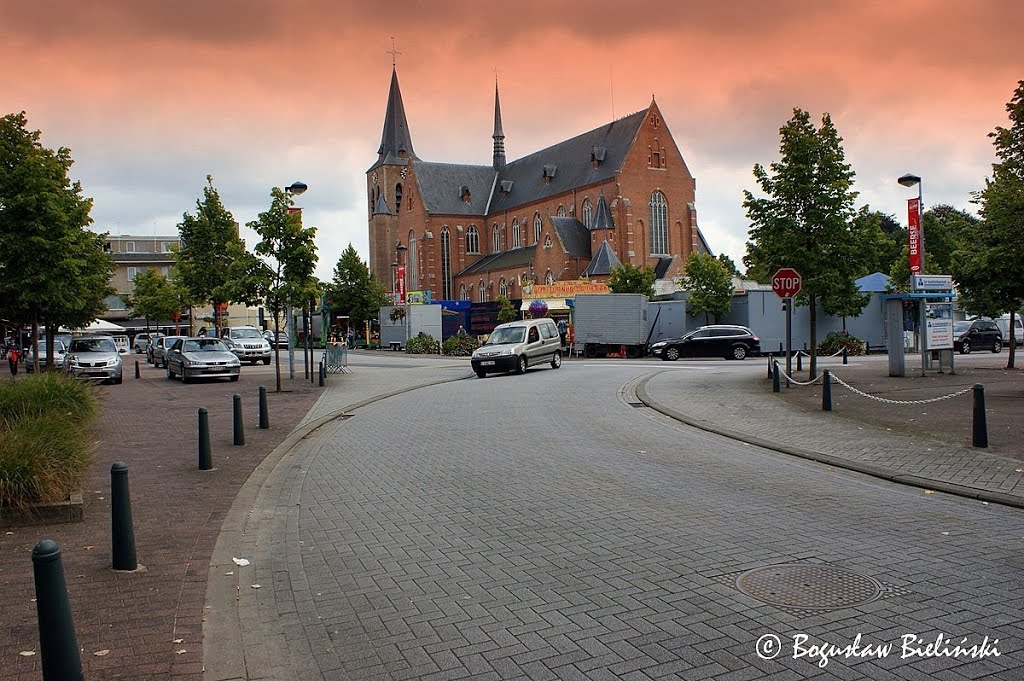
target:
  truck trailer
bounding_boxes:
[572,294,650,358]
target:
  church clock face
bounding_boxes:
[371,171,378,184]
[400,166,408,179]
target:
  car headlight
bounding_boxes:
[500,347,514,356]
[650,342,666,349]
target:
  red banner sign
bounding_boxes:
[396,264,406,303]
[907,198,922,275]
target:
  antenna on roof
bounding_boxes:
[609,64,615,120]
[387,36,401,66]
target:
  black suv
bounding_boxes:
[649,325,761,361]
[953,319,1002,354]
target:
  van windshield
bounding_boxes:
[486,327,526,345]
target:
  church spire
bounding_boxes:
[492,80,506,172]
[376,66,417,166]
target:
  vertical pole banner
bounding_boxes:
[396,264,406,304]
[907,198,922,275]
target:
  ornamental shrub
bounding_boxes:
[442,333,479,356]
[817,330,865,356]
[405,332,439,354]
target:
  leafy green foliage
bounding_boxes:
[607,263,655,296]
[680,252,734,325]
[405,332,439,354]
[496,295,517,323]
[742,108,874,376]
[328,244,391,327]
[442,332,479,356]
[816,330,864,356]
[122,269,184,326]
[0,372,98,509]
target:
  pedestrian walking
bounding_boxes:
[557,318,568,347]
[347,328,355,348]
[8,345,20,376]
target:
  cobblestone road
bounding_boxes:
[210,361,1024,680]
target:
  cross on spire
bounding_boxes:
[387,37,401,66]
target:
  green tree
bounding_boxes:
[227,187,319,391]
[853,210,903,278]
[716,254,741,277]
[328,244,390,331]
[174,176,243,336]
[743,108,872,378]
[954,80,1024,368]
[122,269,184,334]
[607,263,655,297]
[0,111,113,368]
[496,294,517,323]
[680,252,734,325]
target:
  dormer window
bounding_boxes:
[499,180,514,195]
[542,164,557,183]
[591,146,606,168]
[460,185,471,203]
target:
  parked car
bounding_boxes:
[24,339,67,372]
[470,318,562,378]
[164,337,241,383]
[133,332,163,354]
[64,335,123,384]
[110,334,130,355]
[149,335,187,367]
[263,329,290,348]
[649,325,761,361]
[953,319,1002,354]
[995,314,1023,346]
[221,326,272,365]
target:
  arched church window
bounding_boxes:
[534,212,542,243]
[395,183,403,212]
[511,219,521,248]
[440,227,452,300]
[649,191,668,255]
[466,225,479,254]
[582,198,593,228]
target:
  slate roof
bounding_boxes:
[653,256,675,279]
[370,67,417,171]
[373,194,391,215]
[458,246,536,276]
[550,216,591,257]
[581,240,621,277]
[590,194,614,230]
[415,162,495,215]
[487,109,648,213]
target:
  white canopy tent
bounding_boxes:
[59,320,127,333]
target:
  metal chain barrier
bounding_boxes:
[828,372,973,405]
[773,366,823,386]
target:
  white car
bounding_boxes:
[64,335,123,384]
[222,326,272,365]
[25,339,67,372]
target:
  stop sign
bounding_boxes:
[772,268,802,298]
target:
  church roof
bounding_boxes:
[458,245,536,277]
[370,67,417,171]
[414,162,494,215]
[590,194,614,230]
[373,194,391,215]
[488,109,648,212]
[550,216,591,257]
[581,240,621,277]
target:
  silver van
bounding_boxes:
[471,318,563,378]
[996,314,1023,345]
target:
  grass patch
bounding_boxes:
[0,373,99,511]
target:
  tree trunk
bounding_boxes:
[809,294,818,380]
[1009,310,1017,370]
[272,302,282,393]
[30,310,40,374]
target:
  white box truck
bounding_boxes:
[572,294,650,358]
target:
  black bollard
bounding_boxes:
[767,354,773,378]
[772,361,781,393]
[796,351,803,372]
[134,360,140,379]
[110,462,137,571]
[32,540,83,681]
[258,385,269,429]
[319,360,325,387]
[822,370,833,411]
[842,347,848,365]
[198,407,212,470]
[233,394,245,446]
[973,384,988,448]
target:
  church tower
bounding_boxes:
[368,66,417,288]
[492,81,506,172]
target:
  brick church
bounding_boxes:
[367,67,708,304]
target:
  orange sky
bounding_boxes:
[3,0,1021,279]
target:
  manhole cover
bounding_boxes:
[736,563,882,610]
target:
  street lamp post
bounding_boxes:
[395,240,408,303]
[284,181,307,380]
[898,173,924,279]
[898,173,927,374]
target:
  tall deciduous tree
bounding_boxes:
[175,176,243,335]
[0,111,113,368]
[328,244,390,331]
[680,252,734,325]
[743,108,871,378]
[954,80,1024,368]
[607,263,655,297]
[122,269,184,334]
[227,187,319,391]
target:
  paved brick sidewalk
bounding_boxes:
[1,363,323,680]
[637,354,1024,507]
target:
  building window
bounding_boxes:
[161,266,170,277]
[459,284,468,300]
[395,183,403,212]
[556,204,566,217]
[582,198,593,229]
[545,270,554,285]
[544,235,552,249]
[440,227,452,300]
[162,242,173,253]
[125,241,136,253]
[499,277,508,298]
[511,218,520,248]
[466,225,479,254]
[534,212,542,243]
[492,224,500,253]
[127,266,138,281]
[408,230,418,286]
[649,191,668,255]
[477,281,485,302]
[104,294,126,311]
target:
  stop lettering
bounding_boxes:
[772,268,802,298]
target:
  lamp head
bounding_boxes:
[395,240,408,253]
[285,181,308,196]
[897,173,921,188]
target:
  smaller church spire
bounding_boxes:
[492,80,506,172]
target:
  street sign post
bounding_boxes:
[772,268,802,382]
